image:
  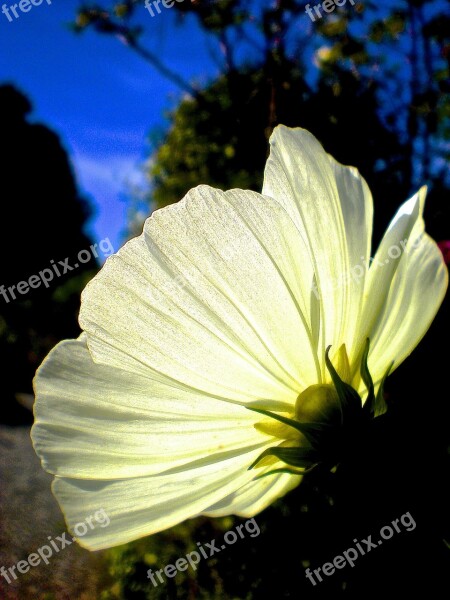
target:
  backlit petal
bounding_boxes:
[263,126,373,372]
[80,186,321,400]
[32,337,270,480]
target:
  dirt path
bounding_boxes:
[0,424,109,599]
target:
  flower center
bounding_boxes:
[247,339,393,477]
[294,384,341,426]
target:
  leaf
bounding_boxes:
[248,446,320,470]
[325,346,362,419]
[360,338,375,416]
[374,361,394,417]
[247,406,333,449]
[253,467,309,480]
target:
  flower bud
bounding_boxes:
[295,384,341,425]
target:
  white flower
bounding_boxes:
[31,126,448,550]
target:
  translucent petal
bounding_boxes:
[80,186,321,398]
[32,338,270,479]
[263,126,373,372]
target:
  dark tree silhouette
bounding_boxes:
[0,84,95,424]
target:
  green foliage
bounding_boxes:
[95,483,344,600]
[315,0,449,187]
[74,1,449,207]
[99,516,247,600]
[148,63,411,249]
[149,71,269,209]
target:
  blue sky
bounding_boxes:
[0,1,219,253]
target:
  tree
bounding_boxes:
[73,1,449,206]
[149,63,412,245]
[0,85,95,423]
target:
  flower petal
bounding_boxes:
[203,471,301,518]
[80,185,321,400]
[360,189,448,384]
[262,125,373,371]
[357,188,426,350]
[32,337,271,479]
[51,449,279,550]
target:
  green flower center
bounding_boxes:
[294,384,341,426]
[247,339,393,478]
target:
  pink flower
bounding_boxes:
[438,241,450,265]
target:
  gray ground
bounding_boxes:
[0,423,109,599]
